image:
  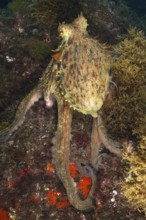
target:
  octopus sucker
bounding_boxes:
[0,14,122,211]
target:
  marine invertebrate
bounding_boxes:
[0,15,121,211]
[0,208,13,220]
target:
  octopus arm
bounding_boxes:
[90,118,102,170]
[0,88,42,142]
[97,116,122,157]
[53,96,96,211]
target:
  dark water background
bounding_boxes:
[0,0,12,8]
[126,0,146,15]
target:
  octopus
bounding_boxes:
[0,15,122,211]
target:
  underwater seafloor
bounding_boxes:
[0,100,145,220]
[0,0,146,219]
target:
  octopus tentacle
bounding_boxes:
[97,115,122,157]
[53,97,96,211]
[90,118,102,170]
[0,89,42,142]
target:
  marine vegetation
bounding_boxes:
[102,28,146,140]
[27,37,51,60]
[8,0,30,14]
[0,15,121,211]
[32,0,81,26]
[121,136,146,214]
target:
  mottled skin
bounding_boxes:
[0,15,121,211]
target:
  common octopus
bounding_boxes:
[0,15,122,211]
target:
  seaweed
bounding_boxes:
[8,0,31,14]
[32,0,80,27]
[27,37,51,60]
[102,28,146,140]
[121,135,146,214]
